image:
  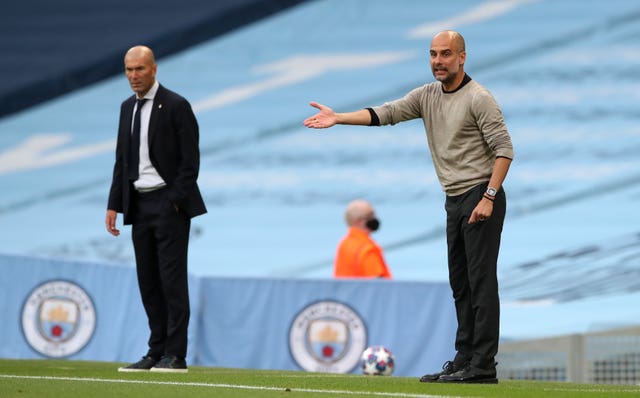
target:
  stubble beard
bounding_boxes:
[433,68,458,86]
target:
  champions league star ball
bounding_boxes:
[361,346,395,376]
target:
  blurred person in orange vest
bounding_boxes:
[334,199,392,279]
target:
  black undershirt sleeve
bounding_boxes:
[366,108,380,126]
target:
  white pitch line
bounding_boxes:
[0,374,464,398]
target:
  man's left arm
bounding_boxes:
[468,156,511,224]
[169,98,200,209]
[469,91,514,224]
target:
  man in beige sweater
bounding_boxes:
[304,30,513,384]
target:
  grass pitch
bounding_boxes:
[1,359,639,398]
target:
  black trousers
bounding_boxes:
[445,183,505,369]
[132,187,191,359]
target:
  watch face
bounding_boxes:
[486,187,497,196]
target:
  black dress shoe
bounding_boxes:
[117,355,158,372]
[419,360,468,383]
[150,355,188,373]
[438,364,498,384]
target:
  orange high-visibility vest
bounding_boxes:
[334,227,392,279]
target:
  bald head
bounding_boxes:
[431,30,465,53]
[345,199,374,226]
[125,45,156,64]
[124,45,157,97]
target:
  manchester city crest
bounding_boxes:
[21,280,96,358]
[289,300,367,373]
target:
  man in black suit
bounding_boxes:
[106,45,206,373]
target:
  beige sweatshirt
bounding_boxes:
[372,76,514,196]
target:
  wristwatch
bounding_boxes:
[486,187,497,197]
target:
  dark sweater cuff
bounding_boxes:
[366,108,380,126]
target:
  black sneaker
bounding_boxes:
[117,356,158,372]
[419,360,467,383]
[150,355,188,373]
[438,363,498,384]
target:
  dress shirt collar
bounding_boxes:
[137,80,159,101]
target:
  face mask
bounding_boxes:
[366,218,380,232]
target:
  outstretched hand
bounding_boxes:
[303,101,337,129]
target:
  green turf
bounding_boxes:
[0,359,639,398]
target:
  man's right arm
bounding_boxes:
[304,102,371,129]
[335,109,372,125]
[105,209,120,236]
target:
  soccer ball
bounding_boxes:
[361,345,395,376]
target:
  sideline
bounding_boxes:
[0,374,463,398]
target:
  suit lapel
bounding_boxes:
[147,85,164,148]
[123,96,136,153]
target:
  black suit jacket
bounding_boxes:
[108,84,207,225]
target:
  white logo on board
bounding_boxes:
[21,280,96,358]
[289,300,367,373]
